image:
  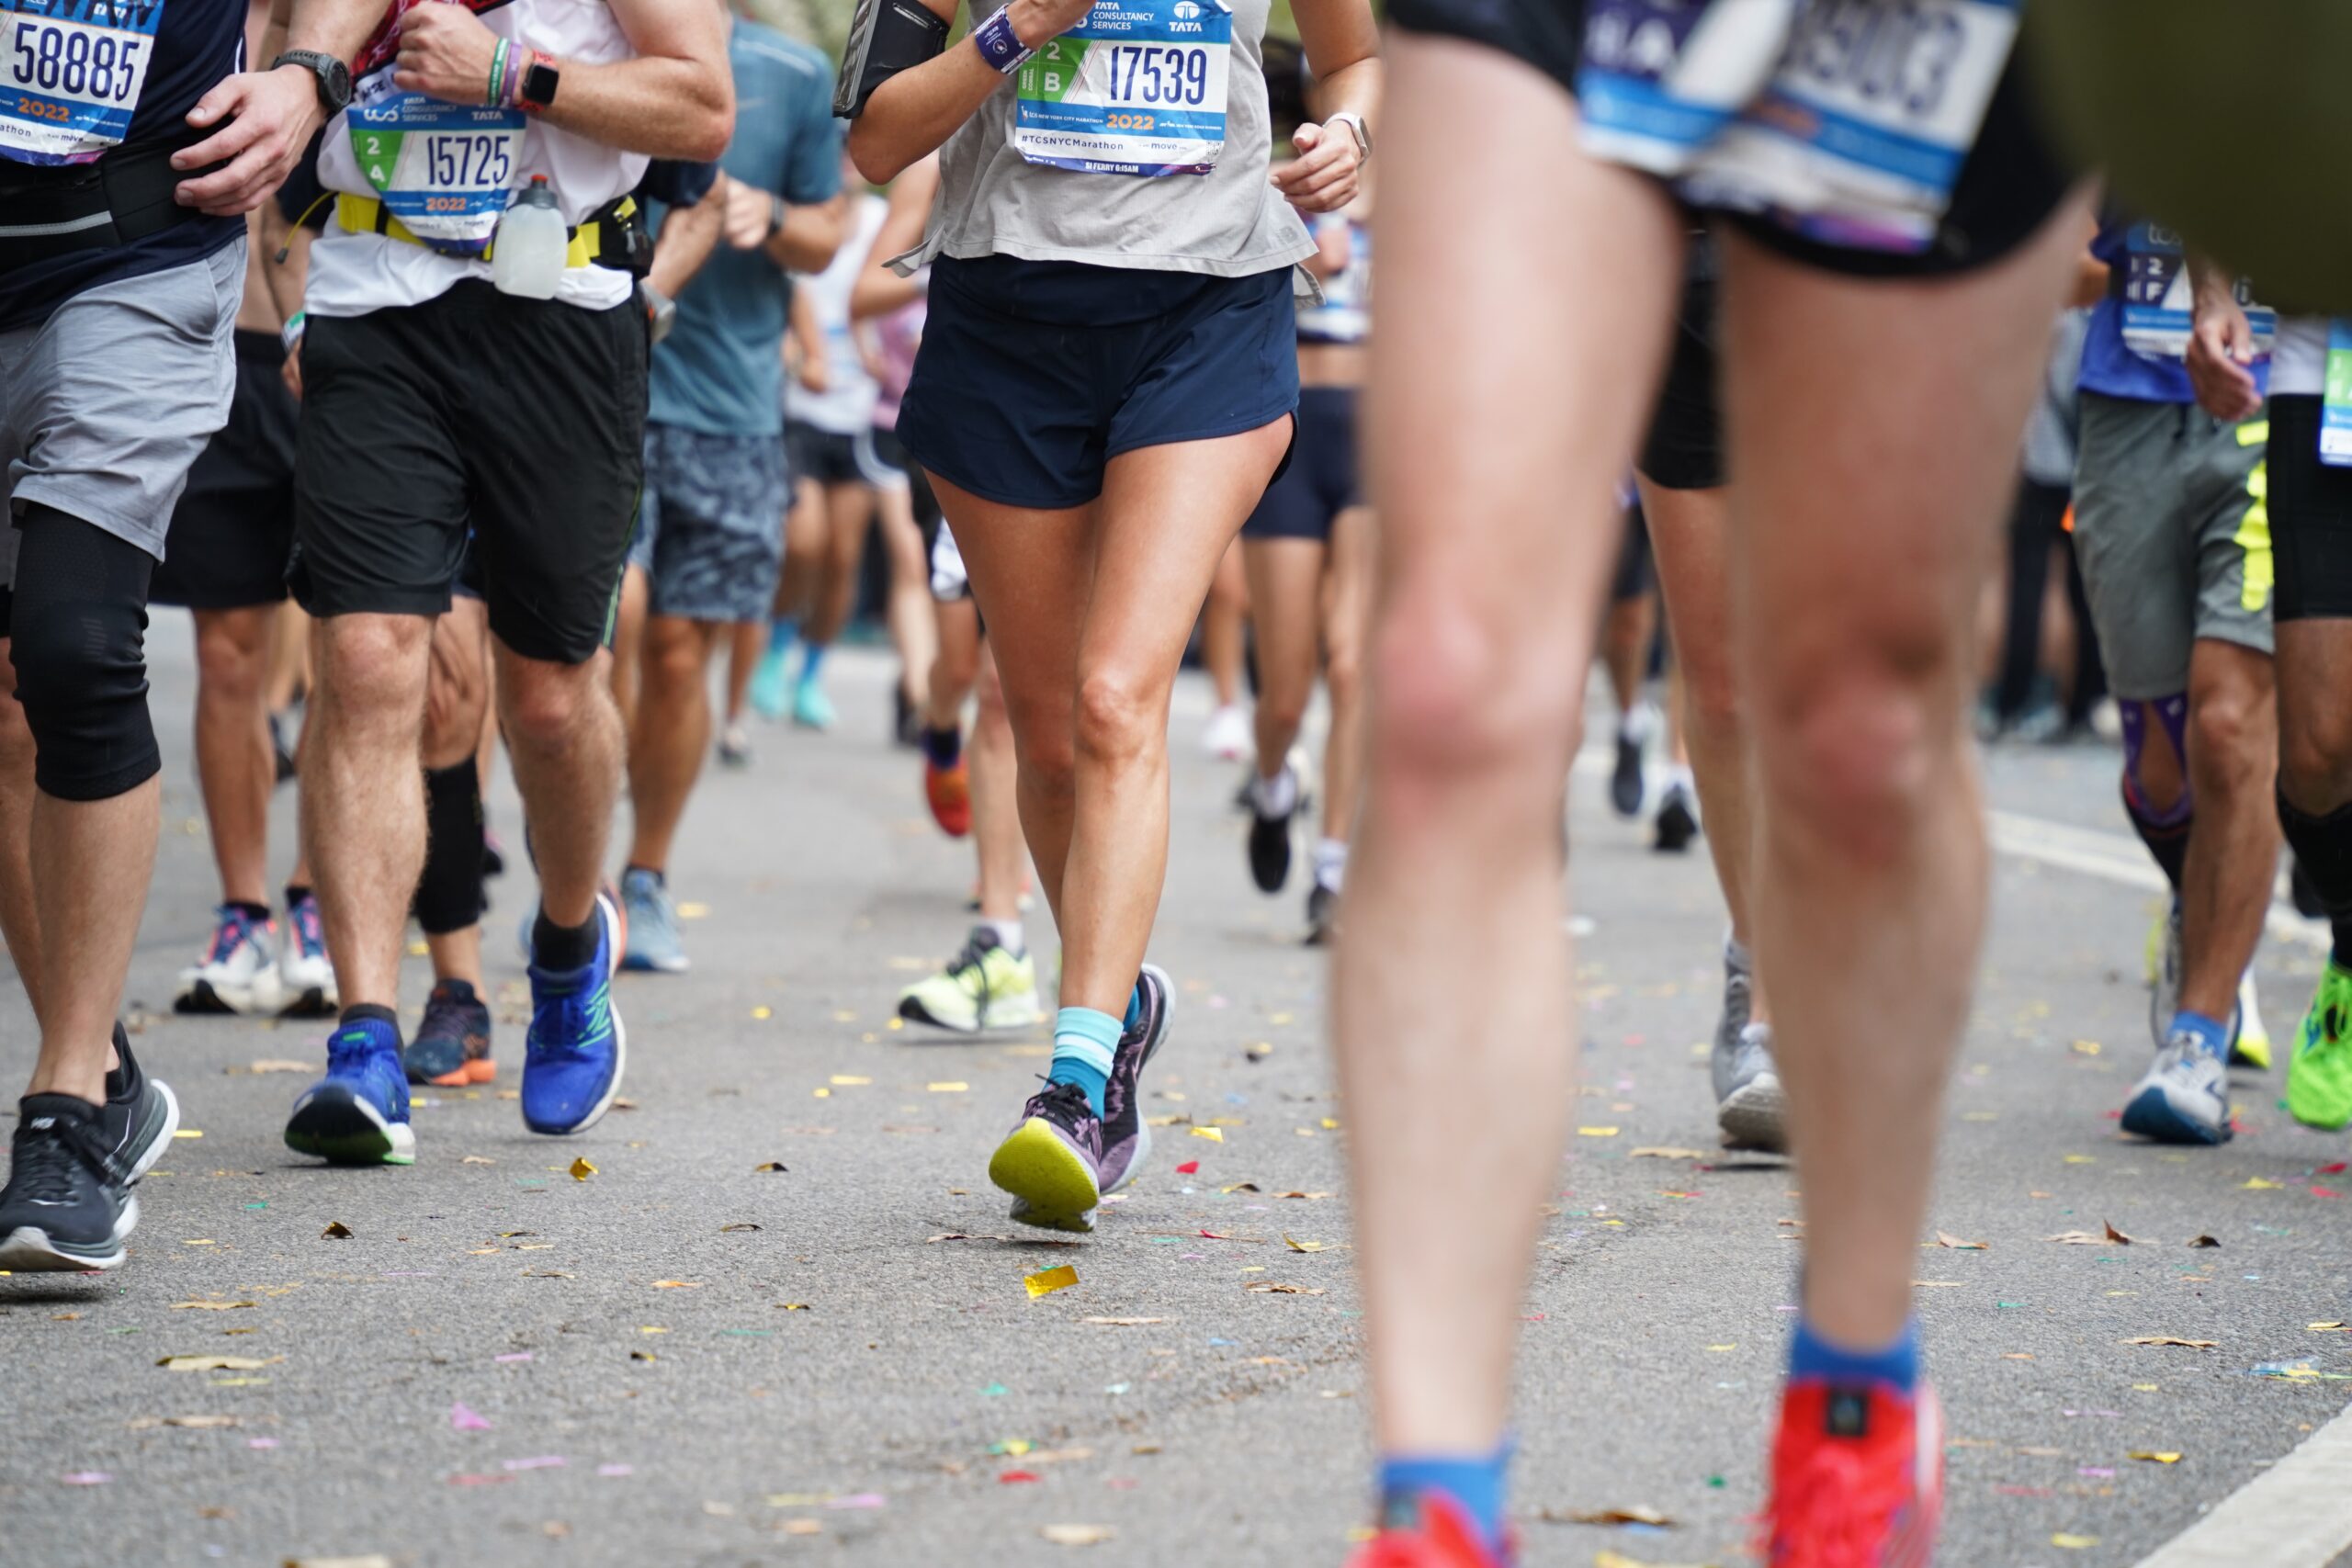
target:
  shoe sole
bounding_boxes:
[524,895,628,1136]
[277,983,338,1019]
[175,975,286,1015]
[1718,1073,1790,1153]
[1008,1195,1095,1234]
[284,1083,418,1166]
[0,1195,138,1271]
[989,1119,1102,1219]
[2120,1084,2230,1145]
[2232,1038,2272,1071]
[620,950,691,975]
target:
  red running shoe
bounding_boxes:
[1346,1494,1512,1568]
[1760,1379,1943,1568]
[926,755,972,838]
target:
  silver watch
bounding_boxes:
[1327,110,1372,162]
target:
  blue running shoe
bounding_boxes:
[521,891,627,1135]
[2120,1028,2233,1145]
[748,648,791,722]
[620,866,689,974]
[285,1016,414,1166]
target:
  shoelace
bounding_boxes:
[1758,1437,1913,1568]
[1026,1078,1095,1126]
[949,937,998,1005]
[293,901,326,955]
[11,1116,120,1204]
[531,977,609,1058]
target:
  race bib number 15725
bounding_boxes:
[2,0,159,166]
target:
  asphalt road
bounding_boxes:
[2,627,2348,1568]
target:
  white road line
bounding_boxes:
[1990,808,2329,953]
[2131,1400,2352,1568]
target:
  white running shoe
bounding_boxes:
[174,906,284,1015]
[1202,704,1251,761]
[276,892,338,1017]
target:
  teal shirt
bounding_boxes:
[648,24,843,438]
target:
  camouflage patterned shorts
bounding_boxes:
[628,423,789,623]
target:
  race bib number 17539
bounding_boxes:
[1,0,159,166]
[1013,0,1231,177]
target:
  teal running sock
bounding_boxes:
[1378,1444,1510,1551]
[766,616,797,656]
[799,642,828,683]
[1123,980,1143,1032]
[1050,1007,1120,1117]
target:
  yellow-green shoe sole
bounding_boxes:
[989,1118,1100,1219]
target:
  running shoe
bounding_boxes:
[1202,703,1250,761]
[1716,1022,1789,1153]
[520,890,627,1136]
[1652,780,1700,853]
[1759,1379,1942,1567]
[791,674,837,731]
[174,905,283,1015]
[2148,899,2182,1048]
[717,723,752,769]
[1249,792,1295,893]
[2120,1028,2233,1145]
[482,829,507,880]
[1306,882,1340,947]
[277,890,338,1017]
[1347,1494,1513,1568]
[285,1018,414,1166]
[989,1079,1104,1227]
[748,646,792,721]
[1610,706,1651,818]
[925,753,972,839]
[0,1033,177,1271]
[2233,965,2271,1071]
[404,979,494,1087]
[898,929,1043,1033]
[619,867,690,974]
[2289,960,2352,1131]
[1097,963,1172,1194]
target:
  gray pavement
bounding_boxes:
[3,626,2349,1568]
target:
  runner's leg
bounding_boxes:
[2176,638,2278,1025]
[1242,536,1323,891]
[498,644,623,934]
[190,605,277,909]
[0,649,37,1018]
[628,615,727,874]
[1316,503,1375,895]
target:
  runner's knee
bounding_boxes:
[1368,587,1579,788]
[1073,664,1161,770]
[8,505,159,803]
[193,609,270,705]
[1756,640,1954,869]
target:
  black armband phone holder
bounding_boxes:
[835,0,951,118]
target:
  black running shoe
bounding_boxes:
[1611,726,1646,818]
[1249,805,1294,893]
[0,1066,175,1272]
[1653,783,1700,853]
[1306,883,1339,946]
[1098,964,1172,1193]
[406,979,495,1087]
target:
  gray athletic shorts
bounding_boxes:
[0,242,243,585]
[2072,390,2274,701]
[628,422,789,623]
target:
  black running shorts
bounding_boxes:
[2267,396,2352,623]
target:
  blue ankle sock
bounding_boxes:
[1050,1007,1121,1117]
[766,617,797,657]
[922,725,963,770]
[1123,981,1143,1032]
[2169,1009,2231,1062]
[1790,1315,1918,1392]
[1378,1445,1509,1550]
[799,642,828,684]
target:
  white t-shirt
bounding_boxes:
[786,193,888,434]
[306,0,648,319]
[2273,315,2329,399]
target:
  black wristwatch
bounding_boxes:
[519,55,561,111]
[273,50,352,117]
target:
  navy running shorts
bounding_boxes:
[899,255,1300,511]
[1244,386,1362,541]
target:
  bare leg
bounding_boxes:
[626,615,726,874]
[497,641,622,931]
[2278,622,2352,817]
[1721,197,2091,1351]
[2175,638,2278,1020]
[1600,581,1656,720]
[929,597,981,728]
[723,621,761,728]
[1204,539,1249,711]
[264,600,311,715]
[1337,33,1682,1460]
[301,614,433,1010]
[775,477,825,626]
[1317,506,1375,859]
[972,642,1025,922]
[1242,537,1326,782]
[875,481,936,713]
[190,605,277,908]
[807,481,876,649]
[24,779,158,1102]
[609,563,649,737]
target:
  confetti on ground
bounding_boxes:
[1175,1161,1199,1175]
[2051,1535,2098,1550]
[1628,1147,1706,1159]
[2245,1177,2283,1190]
[156,1356,280,1372]
[1283,1235,1330,1253]
[1934,1233,1987,1250]
[451,1404,492,1432]
[1025,1265,1080,1299]
[2127,1451,2182,1463]
[652,1281,700,1290]
[321,1222,354,1238]
[1040,1524,1114,1546]
[831,1075,871,1087]
[172,1129,203,1139]
[1577,1127,1620,1138]
[1191,1127,1224,1143]
[59,1472,111,1485]
[170,1300,254,1311]
[928,1082,968,1092]
[569,1158,595,1181]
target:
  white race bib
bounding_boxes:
[1,0,158,165]
[2115,220,2276,363]
[1012,0,1230,177]
[348,88,524,258]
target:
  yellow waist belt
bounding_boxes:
[334,192,637,269]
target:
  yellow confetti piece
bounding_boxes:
[2051,1535,2098,1550]
[2070,1040,2102,1056]
[2132,1383,2160,1392]
[1191,1127,1224,1143]
[2245,1177,2283,1190]
[639,1325,669,1335]
[888,1018,905,1031]
[1320,1118,1340,1131]
[752,1006,772,1021]
[1706,1344,1736,1352]
[1269,1012,1293,1026]
[1577,1127,1620,1138]
[172,1129,204,1140]
[2064,1155,2097,1165]
[652,1280,700,1290]
[929,1082,969,1093]
[2128,1451,2183,1464]
[407,940,430,956]
[570,1157,596,1181]
[831,1075,872,1087]
[1283,1235,1329,1253]
[1025,1265,1080,1299]
[831,1010,858,1024]
[182,1239,215,1247]
[676,901,711,919]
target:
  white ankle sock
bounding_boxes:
[982,919,1025,956]
[1313,838,1349,891]
[1250,765,1299,818]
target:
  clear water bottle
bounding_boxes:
[492,175,566,300]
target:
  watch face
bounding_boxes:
[523,62,559,106]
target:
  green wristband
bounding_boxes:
[488,39,509,107]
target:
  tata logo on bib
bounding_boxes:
[1169,0,1204,24]
[1171,2,1201,15]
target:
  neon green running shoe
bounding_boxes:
[2288,961,2352,1131]
[897,930,1043,1034]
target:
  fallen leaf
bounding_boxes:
[461,1156,496,1166]
[754,1162,788,1172]
[2103,1220,2140,1245]
[1025,1265,1080,1299]
[569,1157,595,1181]
[2127,1451,2182,1464]
[170,1300,254,1311]
[2309,1322,2349,1333]
[321,1221,353,1239]
[156,1355,281,1372]
[1245,1282,1324,1294]
[1628,1147,1707,1159]
[1935,1233,1987,1250]
[1040,1525,1114,1547]
[2045,1231,2109,1245]
[830,1075,871,1087]
[2245,1177,2283,1190]
[719,1223,762,1233]
[2188,1234,2220,1248]
[2122,1337,2218,1349]
[629,1350,656,1362]
[1544,1504,1675,1528]
[127,1415,241,1430]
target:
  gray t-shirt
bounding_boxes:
[905,0,1315,277]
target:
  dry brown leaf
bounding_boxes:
[1935,1232,1987,1250]
[170,1301,254,1311]
[2104,1220,2140,1246]
[754,1161,788,1172]
[2187,1234,2220,1248]
[128,1415,241,1429]
[320,1221,353,1239]
[1629,1147,1709,1160]
[1540,1504,1676,1528]
[1245,1282,1325,1295]
[2123,1337,2219,1349]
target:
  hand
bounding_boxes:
[797,351,830,395]
[393,0,503,106]
[1006,0,1096,49]
[282,336,305,401]
[173,63,322,216]
[2186,294,2263,423]
[1272,120,1362,215]
[721,176,774,250]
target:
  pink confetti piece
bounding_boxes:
[502,1455,566,1472]
[451,1403,493,1432]
[494,1351,534,1363]
[596,1463,634,1478]
[450,1472,511,1486]
[60,1472,111,1485]
[2079,1467,2116,1479]
[826,1493,886,1510]
[247,1438,278,1450]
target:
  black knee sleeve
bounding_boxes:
[413,757,487,935]
[2279,785,2352,965]
[8,504,158,802]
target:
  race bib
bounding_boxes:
[2117,221,2275,362]
[1579,0,2019,254]
[2321,321,2352,468]
[348,90,523,258]
[1012,0,1230,177]
[1,0,160,165]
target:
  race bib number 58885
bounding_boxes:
[1,0,159,166]
[1013,0,1231,177]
